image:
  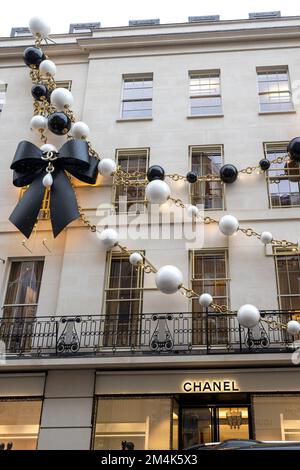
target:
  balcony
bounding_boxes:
[0,310,298,359]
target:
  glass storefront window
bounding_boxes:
[254,395,300,441]
[218,407,249,441]
[0,399,42,450]
[94,397,172,450]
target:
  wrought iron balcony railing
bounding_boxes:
[0,310,299,359]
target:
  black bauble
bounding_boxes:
[219,164,238,184]
[287,137,300,162]
[186,171,198,183]
[147,165,165,181]
[23,47,45,68]
[259,159,271,171]
[48,112,71,135]
[31,84,49,101]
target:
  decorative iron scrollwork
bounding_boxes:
[245,322,270,349]
[57,316,81,353]
[150,314,174,351]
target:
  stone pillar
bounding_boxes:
[38,369,95,450]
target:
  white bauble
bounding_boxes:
[39,60,56,76]
[155,265,183,294]
[71,121,90,139]
[30,115,48,131]
[29,17,50,38]
[237,304,260,328]
[199,293,213,307]
[145,180,171,205]
[42,173,53,188]
[219,215,239,236]
[260,231,273,245]
[187,205,199,217]
[50,88,74,110]
[287,320,300,335]
[99,229,118,250]
[40,144,57,153]
[98,159,117,177]
[129,252,143,266]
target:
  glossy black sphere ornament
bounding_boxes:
[31,84,49,101]
[287,137,300,162]
[23,47,45,68]
[48,112,71,135]
[259,159,271,171]
[186,171,198,183]
[147,165,165,181]
[219,164,238,184]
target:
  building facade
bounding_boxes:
[0,14,300,450]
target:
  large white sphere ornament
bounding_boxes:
[29,16,50,38]
[187,205,199,218]
[145,180,171,205]
[98,229,118,250]
[71,121,90,139]
[155,265,183,294]
[98,159,117,177]
[219,215,239,236]
[39,60,56,76]
[199,293,213,307]
[40,144,57,153]
[50,88,74,110]
[287,320,300,336]
[260,231,273,245]
[129,252,143,266]
[237,304,260,328]
[30,115,48,131]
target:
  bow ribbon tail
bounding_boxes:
[50,170,80,238]
[9,173,46,238]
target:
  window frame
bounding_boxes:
[120,74,153,119]
[257,67,294,113]
[274,247,300,310]
[188,70,223,117]
[0,83,8,115]
[189,144,225,210]
[113,148,149,214]
[264,141,300,209]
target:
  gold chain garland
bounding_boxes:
[25,34,295,328]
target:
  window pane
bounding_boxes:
[94,398,171,450]
[258,69,293,112]
[191,147,223,209]
[254,396,300,441]
[0,400,42,450]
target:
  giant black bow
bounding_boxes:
[9,140,99,238]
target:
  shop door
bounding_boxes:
[182,406,250,448]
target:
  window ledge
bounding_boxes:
[187,114,224,119]
[116,117,153,123]
[259,110,296,116]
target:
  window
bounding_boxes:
[264,142,300,208]
[121,74,153,119]
[114,149,148,213]
[1,259,44,352]
[257,68,293,112]
[189,70,222,116]
[103,252,144,347]
[0,399,42,450]
[254,395,300,441]
[94,397,173,450]
[190,250,229,345]
[55,80,72,91]
[190,145,223,210]
[10,27,32,37]
[0,83,7,115]
[275,251,300,309]
[69,22,100,34]
[19,187,51,219]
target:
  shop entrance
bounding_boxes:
[179,393,251,448]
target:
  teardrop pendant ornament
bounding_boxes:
[43,172,53,188]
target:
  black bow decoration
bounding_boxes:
[9,139,99,238]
